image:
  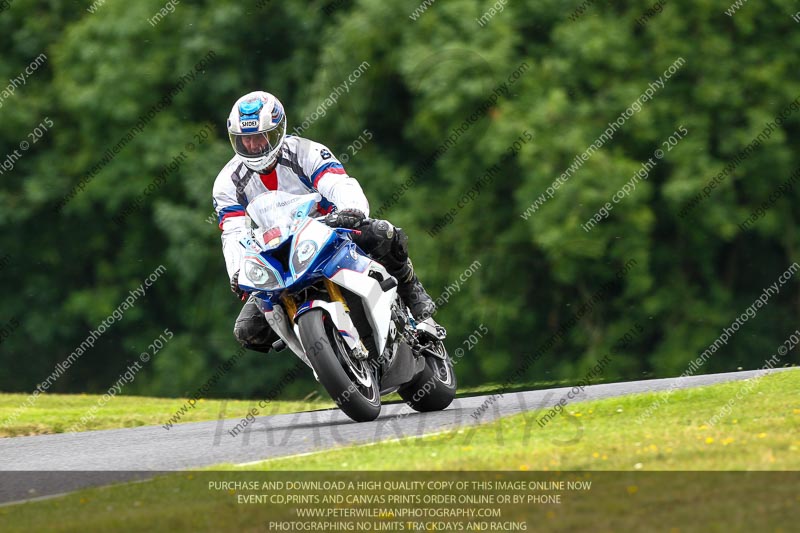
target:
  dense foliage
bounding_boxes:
[1,0,798,399]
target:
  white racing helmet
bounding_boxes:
[227,91,287,173]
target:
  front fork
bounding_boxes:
[293,279,368,359]
[319,278,370,359]
[258,300,313,369]
[259,280,368,366]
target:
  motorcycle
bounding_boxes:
[237,190,456,422]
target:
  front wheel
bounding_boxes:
[398,341,457,412]
[297,309,381,422]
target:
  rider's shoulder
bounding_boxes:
[213,155,246,192]
[218,155,248,179]
[283,135,331,160]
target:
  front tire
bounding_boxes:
[297,309,381,422]
[398,341,457,412]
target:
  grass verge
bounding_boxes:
[0,377,567,438]
[0,370,797,533]
[0,393,332,437]
[225,368,800,471]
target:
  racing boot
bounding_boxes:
[395,262,447,341]
[392,258,437,322]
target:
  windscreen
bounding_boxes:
[246,191,321,249]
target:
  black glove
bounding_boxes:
[230,270,249,301]
[323,208,366,229]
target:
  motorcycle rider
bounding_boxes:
[213,91,442,353]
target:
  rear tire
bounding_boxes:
[398,341,457,412]
[297,309,381,422]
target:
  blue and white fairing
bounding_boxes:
[237,191,397,367]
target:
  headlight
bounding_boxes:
[245,260,280,289]
[292,239,318,274]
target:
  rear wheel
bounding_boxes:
[398,340,457,412]
[297,309,381,422]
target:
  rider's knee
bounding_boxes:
[235,315,278,351]
[234,319,261,346]
[233,322,249,346]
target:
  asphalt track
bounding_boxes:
[0,368,792,504]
